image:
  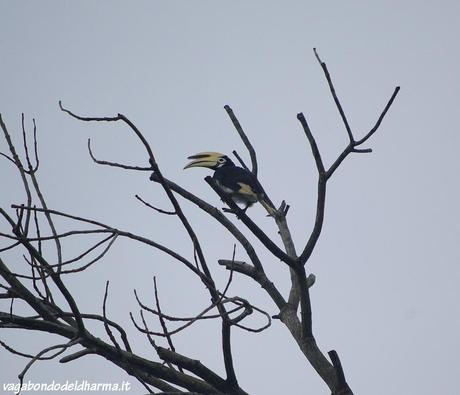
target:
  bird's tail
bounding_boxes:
[259,198,276,216]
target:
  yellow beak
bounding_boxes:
[184,152,224,169]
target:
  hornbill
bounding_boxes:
[184,152,275,216]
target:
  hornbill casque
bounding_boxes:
[184,152,275,216]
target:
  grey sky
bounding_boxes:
[1,1,459,394]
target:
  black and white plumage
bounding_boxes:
[184,152,275,215]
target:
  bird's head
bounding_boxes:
[184,152,234,170]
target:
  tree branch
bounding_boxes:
[355,86,401,145]
[314,48,354,143]
[328,350,352,395]
[0,257,57,323]
[0,208,86,334]
[224,105,258,176]
[297,113,325,175]
[88,138,153,171]
[0,114,33,234]
[102,281,121,351]
[10,205,211,287]
[157,347,247,395]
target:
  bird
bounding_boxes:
[184,151,275,216]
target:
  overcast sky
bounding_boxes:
[1,1,459,394]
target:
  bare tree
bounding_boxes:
[0,50,399,394]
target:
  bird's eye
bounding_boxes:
[218,157,226,163]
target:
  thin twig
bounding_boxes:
[134,289,242,322]
[131,302,240,337]
[132,295,270,336]
[219,245,236,304]
[88,138,153,171]
[0,208,86,333]
[0,241,20,252]
[0,151,16,165]
[10,205,210,286]
[356,86,401,145]
[56,312,131,352]
[21,234,117,276]
[135,194,176,215]
[153,277,183,372]
[60,234,117,274]
[234,302,271,333]
[32,207,53,303]
[297,113,325,175]
[0,114,33,234]
[59,101,155,165]
[21,114,63,271]
[18,338,79,391]
[59,234,115,266]
[31,118,39,172]
[224,105,258,176]
[0,256,58,323]
[28,256,47,301]
[21,114,34,172]
[103,281,121,351]
[0,339,65,360]
[314,48,354,143]
[139,310,159,352]
[232,150,250,172]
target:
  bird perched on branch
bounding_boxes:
[184,152,275,216]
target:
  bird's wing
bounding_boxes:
[236,182,258,198]
[221,167,265,194]
[237,179,275,214]
[216,166,275,215]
